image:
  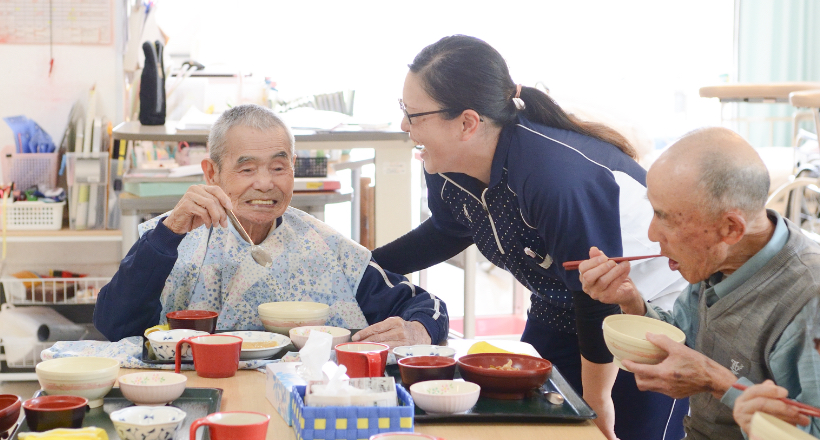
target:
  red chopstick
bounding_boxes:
[562,254,662,271]
[732,383,820,417]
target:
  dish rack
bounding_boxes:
[0,275,110,381]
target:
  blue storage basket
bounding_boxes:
[291,384,414,440]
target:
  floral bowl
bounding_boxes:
[118,372,187,406]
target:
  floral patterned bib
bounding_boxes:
[138,207,371,330]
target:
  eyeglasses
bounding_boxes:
[399,99,458,125]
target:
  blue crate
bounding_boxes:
[291,384,414,440]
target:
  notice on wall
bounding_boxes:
[0,0,112,45]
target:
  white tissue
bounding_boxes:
[297,330,333,381]
[0,306,86,364]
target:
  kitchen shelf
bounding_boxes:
[0,228,122,243]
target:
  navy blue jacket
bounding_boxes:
[375,116,658,363]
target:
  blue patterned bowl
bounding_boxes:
[110,406,186,440]
[392,345,456,361]
[147,329,209,360]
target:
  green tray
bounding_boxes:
[386,364,596,423]
[10,387,222,440]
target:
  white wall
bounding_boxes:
[0,5,124,152]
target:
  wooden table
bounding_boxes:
[118,369,605,440]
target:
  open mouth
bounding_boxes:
[247,200,277,206]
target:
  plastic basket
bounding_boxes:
[0,201,64,230]
[0,146,59,190]
[295,157,328,178]
[0,340,55,369]
[1,275,108,304]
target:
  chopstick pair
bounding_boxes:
[732,383,820,418]
[562,254,662,271]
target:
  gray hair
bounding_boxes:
[696,151,770,218]
[208,104,295,169]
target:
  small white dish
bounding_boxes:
[392,345,457,361]
[147,329,209,360]
[110,406,187,440]
[117,372,187,406]
[219,331,291,360]
[410,380,480,414]
[289,326,351,350]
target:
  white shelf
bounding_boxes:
[0,229,122,243]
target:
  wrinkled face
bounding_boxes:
[401,71,462,174]
[212,125,294,228]
[646,166,727,283]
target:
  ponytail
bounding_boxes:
[518,87,637,159]
[411,35,637,160]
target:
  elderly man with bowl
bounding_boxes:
[578,127,820,439]
[94,104,448,348]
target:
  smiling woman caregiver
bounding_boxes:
[372,35,688,440]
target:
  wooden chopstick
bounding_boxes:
[732,383,820,417]
[562,254,662,271]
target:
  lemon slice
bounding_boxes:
[467,341,515,354]
[144,324,170,338]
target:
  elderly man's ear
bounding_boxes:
[202,158,218,185]
[719,211,747,245]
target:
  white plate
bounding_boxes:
[220,331,291,360]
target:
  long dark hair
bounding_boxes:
[409,35,637,159]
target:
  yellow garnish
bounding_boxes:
[467,341,514,355]
[17,427,109,440]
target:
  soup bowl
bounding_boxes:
[110,405,187,440]
[118,372,187,406]
[22,395,88,432]
[457,353,551,400]
[398,356,456,386]
[258,301,329,334]
[166,310,218,333]
[35,357,120,408]
[409,380,480,414]
[602,314,686,370]
[0,394,22,434]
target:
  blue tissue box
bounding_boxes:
[291,384,414,440]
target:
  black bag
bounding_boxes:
[139,40,166,126]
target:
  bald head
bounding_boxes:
[650,127,770,218]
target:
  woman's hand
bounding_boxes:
[352,317,432,348]
[733,380,808,433]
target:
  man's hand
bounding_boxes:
[733,380,809,433]
[578,247,645,315]
[623,333,738,399]
[352,317,431,348]
[162,185,233,235]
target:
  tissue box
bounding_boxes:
[291,384,414,440]
[266,362,306,426]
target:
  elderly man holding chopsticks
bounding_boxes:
[579,126,820,439]
[93,104,448,348]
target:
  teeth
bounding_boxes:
[249,200,274,205]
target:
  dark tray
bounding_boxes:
[140,334,297,365]
[9,387,222,440]
[385,364,596,423]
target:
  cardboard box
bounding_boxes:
[291,384,414,440]
[266,362,306,426]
